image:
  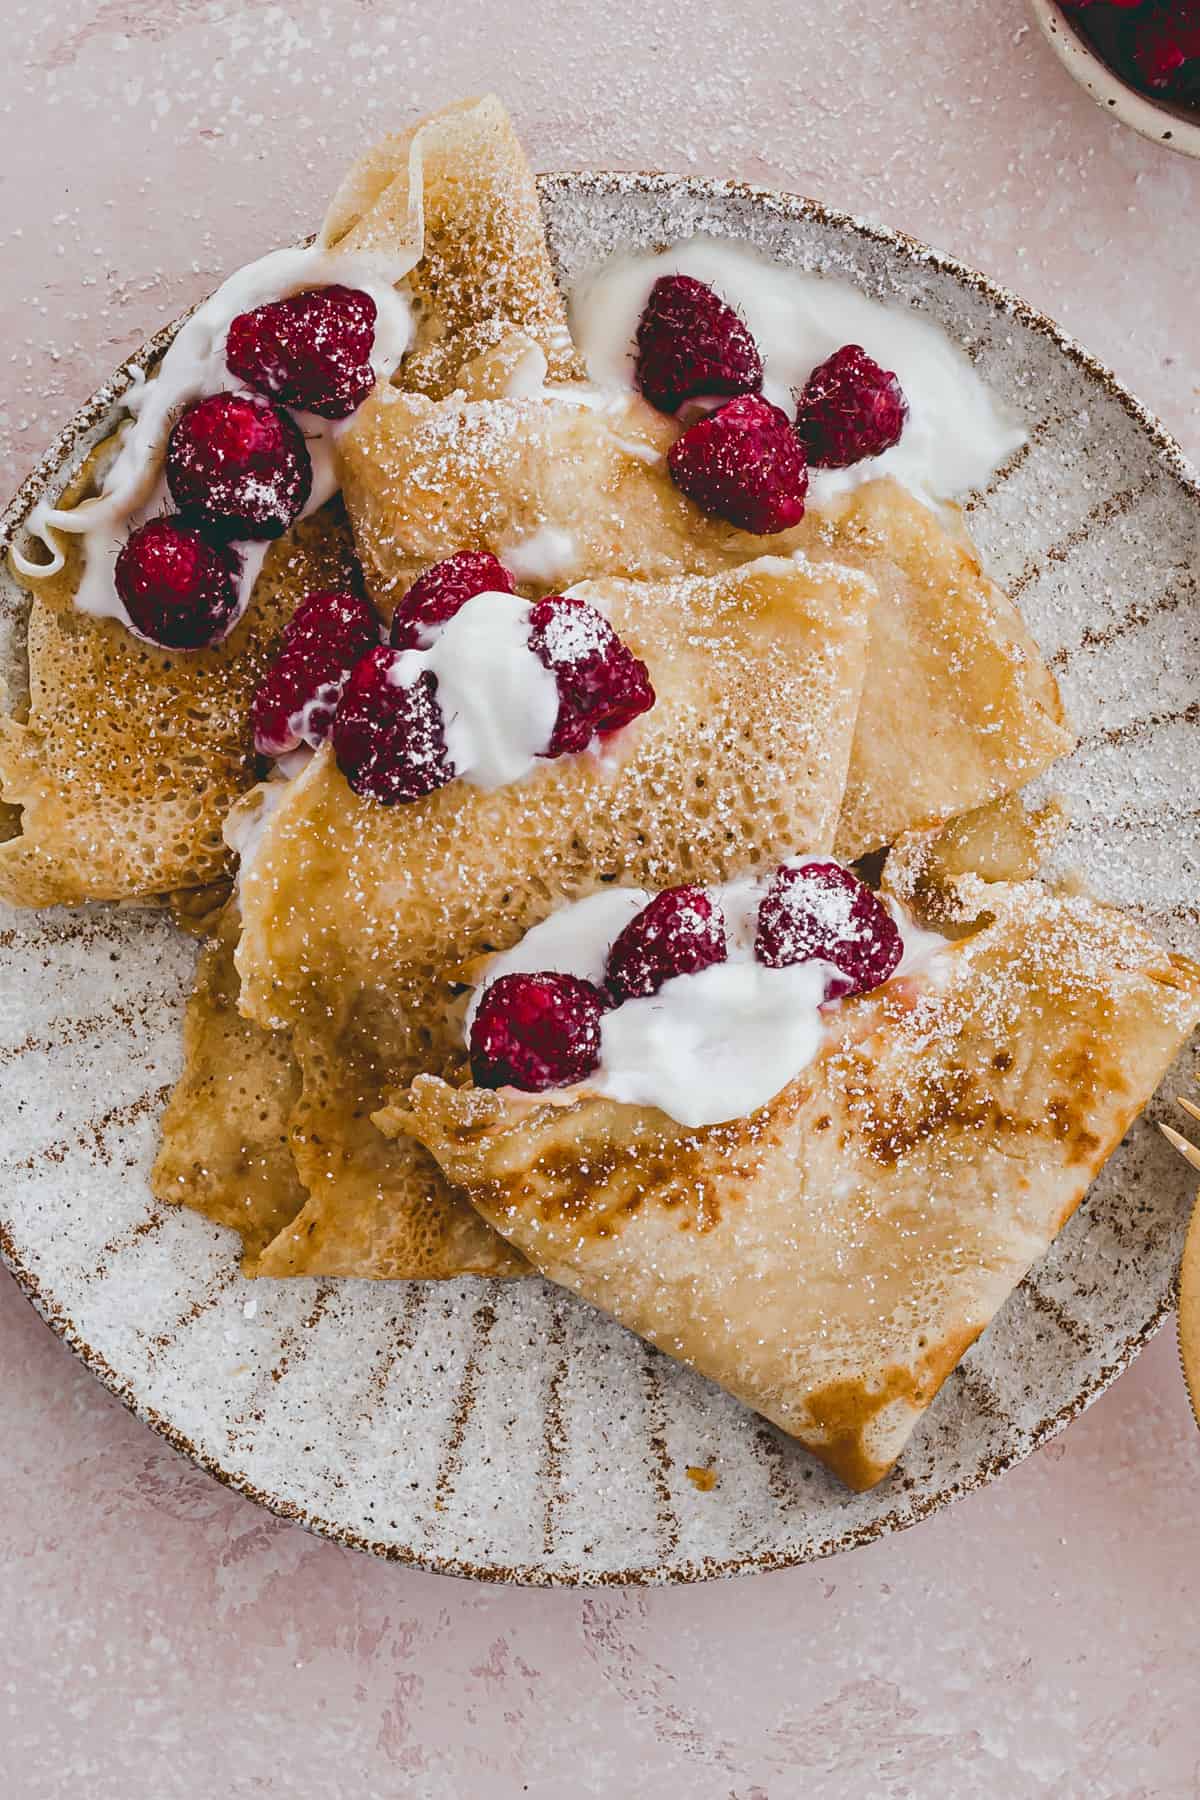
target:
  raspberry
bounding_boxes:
[605,886,727,1003]
[165,392,311,539]
[667,394,809,535]
[226,284,378,420]
[634,274,764,415]
[755,861,903,998]
[470,971,606,1092]
[114,517,242,650]
[330,645,454,804]
[251,589,380,757]
[797,344,908,469]
[389,551,516,650]
[1130,4,1200,87]
[526,598,655,755]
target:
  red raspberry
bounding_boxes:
[797,344,908,469]
[389,551,516,650]
[226,284,378,420]
[114,516,241,649]
[166,393,312,539]
[667,395,808,535]
[470,971,606,1092]
[754,861,902,999]
[330,645,454,804]
[634,274,764,415]
[526,598,655,756]
[251,589,380,757]
[1130,4,1200,87]
[605,886,727,1003]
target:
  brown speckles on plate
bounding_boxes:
[0,173,1198,1584]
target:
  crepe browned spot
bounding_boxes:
[339,385,1073,858]
[391,883,1200,1490]
[187,555,875,1278]
[0,96,573,907]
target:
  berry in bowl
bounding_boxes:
[1029,0,1200,155]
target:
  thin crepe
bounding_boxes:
[157,555,876,1276]
[338,384,1073,857]
[0,95,576,906]
[391,883,1200,1490]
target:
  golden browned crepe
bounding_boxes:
[153,902,307,1258]
[157,555,877,1275]
[338,384,1073,859]
[0,497,360,909]
[881,791,1069,927]
[0,96,575,907]
[323,93,582,396]
[389,883,1200,1490]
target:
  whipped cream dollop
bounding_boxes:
[390,590,561,790]
[15,243,416,634]
[502,524,581,586]
[568,236,1025,509]
[469,864,947,1129]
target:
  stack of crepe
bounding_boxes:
[6,96,1197,1492]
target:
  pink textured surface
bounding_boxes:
[2,1,1198,1791]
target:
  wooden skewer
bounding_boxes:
[1177,1095,1200,1126]
[1159,1121,1200,1173]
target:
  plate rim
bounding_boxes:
[2,169,1198,1587]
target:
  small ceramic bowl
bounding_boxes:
[1027,0,1200,159]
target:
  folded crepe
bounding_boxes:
[390,882,1200,1489]
[0,95,577,907]
[153,902,307,1259]
[338,384,1073,859]
[154,555,877,1276]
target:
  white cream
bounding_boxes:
[389,590,560,791]
[15,243,416,637]
[501,524,580,586]
[568,236,1025,509]
[470,863,947,1129]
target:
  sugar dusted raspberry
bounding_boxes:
[390,551,516,650]
[226,284,379,420]
[797,344,908,469]
[166,393,312,538]
[526,597,655,755]
[605,886,727,1003]
[470,971,606,1092]
[251,589,380,757]
[1130,4,1200,87]
[755,860,903,998]
[667,394,809,535]
[330,645,454,804]
[634,274,764,415]
[114,516,242,649]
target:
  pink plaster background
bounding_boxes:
[2,1,1199,1793]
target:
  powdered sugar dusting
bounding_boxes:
[3,149,1200,1601]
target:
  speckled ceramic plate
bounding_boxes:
[2,174,1199,1586]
